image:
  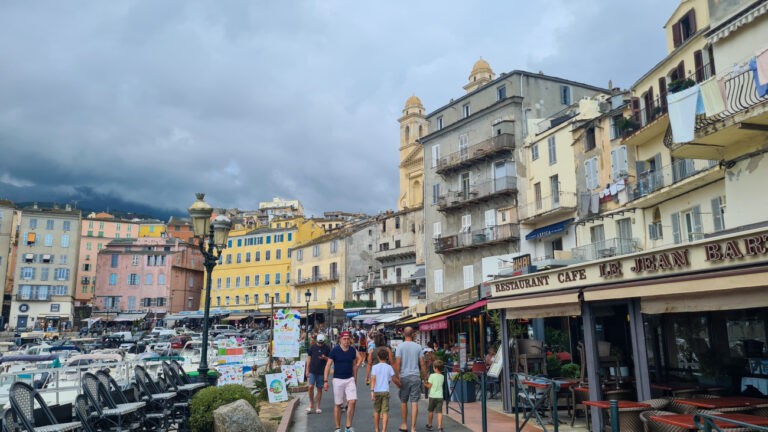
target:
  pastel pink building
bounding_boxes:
[93,237,203,317]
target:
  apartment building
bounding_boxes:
[312,211,368,234]
[75,213,140,306]
[138,220,167,238]
[0,200,18,328]
[9,205,81,331]
[420,59,607,306]
[94,237,202,316]
[166,216,194,243]
[208,216,323,314]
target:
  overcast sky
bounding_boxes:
[0,1,674,217]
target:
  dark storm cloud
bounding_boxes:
[0,1,673,216]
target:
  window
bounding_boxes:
[255,251,261,261]
[245,252,251,262]
[226,277,231,288]
[497,85,507,100]
[550,175,560,207]
[236,253,241,263]
[534,182,542,210]
[275,273,281,284]
[461,214,471,233]
[244,294,250,304]
[44,234,53,246]
[264,294,270,304]
[46,220,54,230]
[431,144,440,168]
[462,103,470,118]
[585,127,596,152]
[216,278,221,288]
[235,276,241,288]
[463,265,474,289]
[286,272,290,284]
[711,197,725,232]
[132,255,139,266]
[21,267,35,280]
[225,296,230,306]
[109,274,117,285]
[216,297,221,306]
[254,274,260,286]
[672,8,697,48]
[86,242,92,251]
[610,145,629,180]
[127,273,139,285]
[330,262,338,278]
[432,183,441,205]
[547,136,557,165]
[59,254,67,265]
[312,245,320,257]
[226,254,232,264]
[62,221,70,231]
[145,273,153,285]
[286,292,290,303]
[585,157,599,190]
[432,222,442,238]
[531,143,539,161]
[264,273,270,286]
[436,116,443,130]
[296,250,302,261]
[560,85,571,105]
[330,240,338,253]
[29,218,37,229]
[40,268,49,281]
[265,250,271,261]
[54,268,70,281]
[434,269,443,294]
[235,296,240,305]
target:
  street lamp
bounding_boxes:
[326,299,334,341]
[188,193,231,380]
[304,289,312,353]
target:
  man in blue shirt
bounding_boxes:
[324,331,359,432]
[306,333,331,414]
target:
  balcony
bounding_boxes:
[358,277,411,291]
[436,176,517,212]
[435,133,515,175]
[519,191,578,223]
[571,237,640,261]
[628,159,721,207]
[671,67,768,159]
[622,94,669,144]
[374,244,416,262]
[293,273,339,287]
[434,223,520,254]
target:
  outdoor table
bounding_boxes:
[584,400,651,432]
[650,413,768,430]
[517,379,559,431]
[675,396,768,410]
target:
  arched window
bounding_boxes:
[418,125,423,137]
[405,125,410,142]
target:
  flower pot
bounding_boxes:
[454,380,476,403]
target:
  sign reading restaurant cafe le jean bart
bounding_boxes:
[492,230,768,298]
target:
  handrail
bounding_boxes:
[695,66,768,130]
[694,412,768,432]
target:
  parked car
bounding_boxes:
[170,335,191,349]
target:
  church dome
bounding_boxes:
[470,58,493,78]
[404,94,423,109]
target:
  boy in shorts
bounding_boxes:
[371,349,400,432]
[424,359,445,432]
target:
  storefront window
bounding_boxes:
[725,309,767,358]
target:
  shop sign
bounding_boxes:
[492,230,768,298]
[419,320,448,331]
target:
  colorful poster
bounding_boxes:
[294,360,306,384]
[281,365,298,386]
[216,337,244,365]
[273,309,301,358]
[265,373,289,403]
[217,365,243,386]
[255,343,269,366]
[458,333,467,370]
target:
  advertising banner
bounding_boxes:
[273,309,301,358]
[265,373,289,403]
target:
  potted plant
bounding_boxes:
[618,117,639,134]
[668,78,696,94]
[451,371,478,403]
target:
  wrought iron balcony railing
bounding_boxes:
[519,191,578,221]
[434,223,520,254]
[435,133,514,175]
[628,159,716,201]
[436,176,517,212]
[571,237,640,261]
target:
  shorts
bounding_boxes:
[332,377,357,405]
[399,375,422,403]
[373,392,390,413]
[308,373,323,388]
[428,397,444,413]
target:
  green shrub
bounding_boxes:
[189,384,258,432]
[560,362,580,379]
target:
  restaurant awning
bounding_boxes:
[222,314,250,321]
[419,300,488,331]
[525,218,575,240]
[376,313,404,323]
[488,291,581,319]
[397,307,462,326]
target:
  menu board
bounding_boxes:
[255,343,269,366]
[488,348,503,378]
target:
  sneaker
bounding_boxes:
[306,406,313,414]
[316,408,322,414]
[426,425,433,431]
[346,427,355,432]
[334,429,342,432]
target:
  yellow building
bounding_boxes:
[205,216,324,315]
[138,220,167,238]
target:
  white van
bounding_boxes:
[150,327,176,337]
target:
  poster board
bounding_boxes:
[488,348,504,378]
[458,333,467,370]
[294,360,306,384]
[273,309,301,358]
[217,365,244,385]
[265,373,289,403]
[255,343,269,366]
[281,365,298,386]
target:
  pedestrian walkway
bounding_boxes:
[443,398,589,432]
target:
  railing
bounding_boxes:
[437,176,517,211]
[571,237,640,261]
[520,191,577,221]
[293,273,339,286]
[374,244,416,261]
[628,159,715,201]
[695,66,768,131]
[16,294,53,301]
[357,277,410,291]
[435,133,515,175]
[434,223,520,253]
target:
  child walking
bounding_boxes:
[371,348,401,432]
[424,359,445,432]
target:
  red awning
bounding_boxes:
[419,299,488,331]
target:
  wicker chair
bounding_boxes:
[82,372,143,431]
[749,402,768,417]
[134,365,178,431]
[639,410,680,432]
[693,412,754,432]
[9,381,82,432]
[610,405,649,432]
[640,399,671,410]
[666,398,697,414]
[3,407,18,432]
[73,395,97,432]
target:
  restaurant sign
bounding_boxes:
[420,320,448,331]
[492,230,768,298]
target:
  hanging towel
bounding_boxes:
[756,48,768,85]
[609,183,618,196]
[616,178,626,192]
[699,77,726,115]
[667,84,701,143]
[750,57,768,98]
[590,193,600,214]
[603,187,610,197]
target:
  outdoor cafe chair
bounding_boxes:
[169,361,202,388]
[9,381,82,432]
[133,365,177,431]
[3,407,18,432]
[639,410,678,432]
[82,372,143,431]
[162,362,204,396]
[73,395,97,432]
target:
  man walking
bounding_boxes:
[306,333,330,414]
[324,331,359,432]
[395,327,426,432]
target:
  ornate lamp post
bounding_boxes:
[304,289,312,352]
[188,193,231,380]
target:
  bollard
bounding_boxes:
[481,373,487,432]
[610,399,619,432]
[514,375,520,431]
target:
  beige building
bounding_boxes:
[0,201,18,328]
[9,204,81,331]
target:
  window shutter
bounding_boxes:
[672,22,682,48]
[688,9,697,33]
[694,50,704,82]
[631,97,642,124]
[463,265,474,289]
[711,198,724,232]
[707,44,716,76]
[432,222,441,238]
[692,205,703,240]
[648,224,659,240]
[658,77,668,110]
[610,149,619,180]
[671,212,681,244]
[434,269,443,294]
[484,209,496,228]
[619,146,628,176]
[431,145,439,168]
[677,61,685,81]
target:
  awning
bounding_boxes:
[352,313,381,322]
[222,314,250,321]
[397,307,462,326]
[112,313,147,322]
[409,267,426,280]
[488,291,581,319]
[419,300,488,331]
[376,313,404,323]
[641,286,768,314]
[525,218,575,240]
